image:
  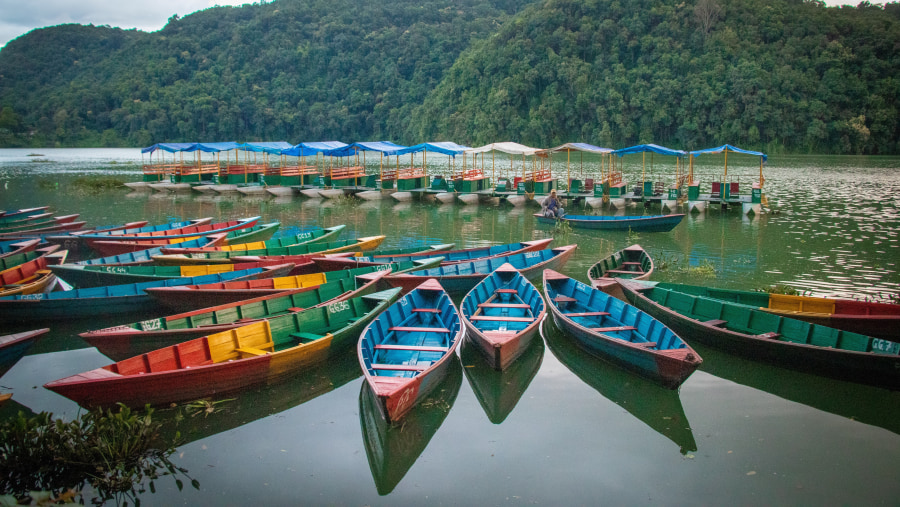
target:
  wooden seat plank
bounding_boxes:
[371,363,428,371]
[704,319,727,327]
[564,311,611,317]
[375,344,449,352]
[477,303,530,309]
[495,289,518,294]
[469,315,535,322]
[389,326,450,333]
[412,308,441,313]
[590,326,637,332]
[552,295,577,303]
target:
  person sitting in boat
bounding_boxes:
[541,190,565,218]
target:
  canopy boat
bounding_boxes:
[543,270,701,389]
[0,328,49,376]
[358,279,464,423]
[629,281,900,342]
[152,234,373,267]
[80,270,392,358]
[49,259,297,288]
[74,235,227,267]
[314,239,553,271]
[157,225,346,255]
[460,334,543,424]
[144,259,441,312]
[0,264,294,323]
[617,279,900,390]
[534,213,684,232]
[359,360,462,495]
[384,244,577,296]
[587,244,654,299]
[0,238,41,260]
[46,287,402,408]
[461,263,546,370]
[542,323,697,454]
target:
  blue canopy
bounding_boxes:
[195,142,241,153]
[612,143,686,158]
[238,142,293,154]
[689,144,767,162]
[385,141,471,157]
[140,142,198,154]
[282,141,348,157]
[322,141,408,158]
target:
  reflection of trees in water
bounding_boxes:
[0,404,193,505]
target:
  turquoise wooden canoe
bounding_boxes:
[543,269,702,389]
[461,263,546,370]
[534,213,685,232]
[358,278,464,423]
[159,225,346,255]
[45,287,402,408]
[49,259,296,288]
[153,234,381,266]
[0,264,294,323]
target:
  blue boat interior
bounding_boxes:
[462,269,544,333]
[360,285,460,378]
[547,276,687,351]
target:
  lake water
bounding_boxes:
[1,149,899,505]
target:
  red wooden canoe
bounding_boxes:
[86,231,233,257]
[0,238,41,260]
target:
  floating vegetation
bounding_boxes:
[0,404,194,505]
[333,194,360,206]
[37,179,58,190]
[678,259,716,279]
[757,284,804,295]
[183,398,235,418]
[26,153,44,157]
[626,227,641,243]
[654,252,679,271]
[70,176,127,195]
[552,218,572,236]
[29,159,51,163]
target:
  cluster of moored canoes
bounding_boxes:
[1,205,898,424]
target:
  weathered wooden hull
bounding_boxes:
[545,271,702,389]
[618,279,900,390]
[534,213,685,232]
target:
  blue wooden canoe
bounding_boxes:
[0,328,48,376]
[542,269,702,389]
[461,263,545,370]
[534,213,684,232]
[384,244,577,296]
[0,238,40,259]
[0,264,294,322]
[358,278,464,423]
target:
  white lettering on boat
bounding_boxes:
[872,338,900,355]
[19,293,45,300]
[102,266,128,274]
[526,252,540,259]
[327,301,349,314]
[376,264,392,272]
[140,319,163,331]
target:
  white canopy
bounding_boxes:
[465,142,542,156]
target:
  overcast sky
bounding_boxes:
[0,0,864,49]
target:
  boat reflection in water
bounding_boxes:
[693,342,900,437]
[460,336,543,424]
[154,347,362,445]
[542,319,697,454]
[359,357,462,495]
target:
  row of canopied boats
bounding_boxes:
[1,206,898,429]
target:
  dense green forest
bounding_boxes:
[0,0,898,154]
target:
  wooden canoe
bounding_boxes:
[356,242,455,258]
[152,235,375,266]
[0,212,53,226]
[49,259,299,288]
[0,247,62,286]
[0,213,79,233]
[45,288,403,408]
[0,269,59,297]
[358,278,464,423]
[74,235,226,267]
[384,244,577,296]
[143,258,442,312]
[80,270,393,359]
[617,279,900,390]
[158,225,347,255]
[0,328,49,376]
[0,264,294,323]
[0,207,49,220]
[0,245,59,273]
[0,238,41,259]
[461,263,546,370]
[629,280,900,343]
[75,217,243,241]
[587,244,654,299]
[534,213,685,232]
[315,238,553,271]
[0,220,86,238]
[543,270,701,389]
[86,231,232,257]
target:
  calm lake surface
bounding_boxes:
[1,148,899,505]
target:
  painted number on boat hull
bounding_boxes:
[872,338,900,355]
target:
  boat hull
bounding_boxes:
[534,213,685,232]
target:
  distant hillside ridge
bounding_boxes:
[1,0,898,154]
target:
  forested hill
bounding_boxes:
[0,0,532,148]
[412,0,900,154]
[1,0,899,154]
